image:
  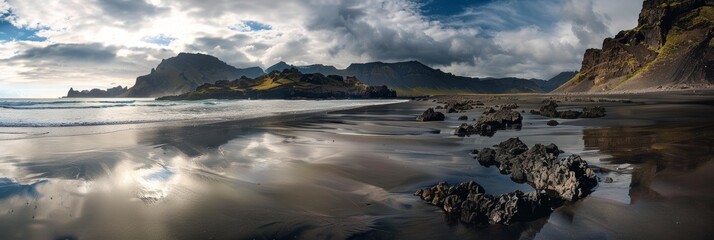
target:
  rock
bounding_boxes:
[580,106,606,118]
[558,110,581,119]
[475,101,484,106]
[435,105,444,109]
[547,120,559,126]
[501,103,518,110]
[417,108,445,121]
[604,177,613,183]
[456,109,522,137]
[458,115,468,120]
[538,101,559,117]
[475,138,597,201]
[448,108,458,113]
[533,101,606,119]
[415,183,564,225]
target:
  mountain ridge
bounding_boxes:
[123,53,265,97]
[66,53,576,98]
[158,68,397,100]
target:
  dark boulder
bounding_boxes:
[458,115,469,120]
[533,101,606,119]
[547,120,559,126]
[475,138,598,201]
[456,109,522,137]
[580,106,606,118]
[558,110,581,119]
[538,101,559,118]
[416,139,598,226]
[417,108,445,121]
[415,182,564,225]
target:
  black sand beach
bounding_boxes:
[1,92,713,239]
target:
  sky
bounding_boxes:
[0,0,643,98]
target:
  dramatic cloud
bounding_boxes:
[0,0,642,97]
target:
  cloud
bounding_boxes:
[11,43,117,62]
[0,0,643,97]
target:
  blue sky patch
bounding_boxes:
[416,0,494,17]
[230,20,272,32]
[142,34,176,46]
[0,12,46,42]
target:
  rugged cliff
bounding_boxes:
[555,0,714,92]
[65,86,128,98]
[124,53,264,97]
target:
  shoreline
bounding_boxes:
[0,94,713,239]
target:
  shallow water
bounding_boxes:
[0,96,712,239]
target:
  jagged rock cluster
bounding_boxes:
[530,101,606,119]
[477,138,598,201]
[443,100,477,113]
[455,108,523,136]
[414,181,562,225]
[417,108,445,121]
[415,138,598,225]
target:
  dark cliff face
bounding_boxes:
[556,0,714,92]
[124,53,265,97]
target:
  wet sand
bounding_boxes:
[1,92,713,239]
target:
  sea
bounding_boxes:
[0,98,407,128]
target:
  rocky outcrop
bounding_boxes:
[476,138,597,201]
[125,53,265,97]
[455,108,522,136]
[530,101,606,119]
[417,108,445,122]
[65,86,128,98]
[414,182,562,225]
[415,138,598,225]
[157,68,397,100]
[555,0,714,92]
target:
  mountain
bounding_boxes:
[266,61,338,75]
[555,0,714,93]
[65,85,128,98]
[158,68,396,100]
[532,71,578,92]
[267,60,546,95]
[124,53,264,97]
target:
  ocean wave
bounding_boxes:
[0,100,137,107]
[0,120,159,127]
[0,102,177,110]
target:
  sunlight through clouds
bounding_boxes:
[0,0,642,97]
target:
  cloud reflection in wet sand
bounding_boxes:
[0,99,712,239]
